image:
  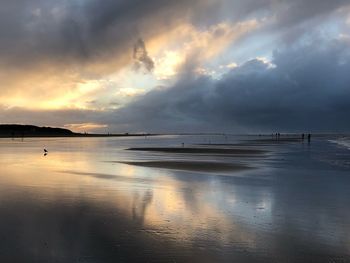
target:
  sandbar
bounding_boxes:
[120,161,251,172]
[127,147,265,155]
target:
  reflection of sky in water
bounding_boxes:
[0,136,350,262]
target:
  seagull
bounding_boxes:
[44,149,48,153]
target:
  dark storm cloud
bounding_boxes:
[0,0,207,68]
[0,0,348,68]
[110,38,350,133]
[133,38,154,72]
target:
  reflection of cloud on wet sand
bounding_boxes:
[132,190,153,225]
[58,170,154,184]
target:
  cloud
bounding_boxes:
[0,0,212,98]
[0,0,193,111]
[0,0,350,132]
[133,38,154,72]
[150,20,260,80]
[0,0,210,69]
[1,36,349,133]
[109,37,350,133]
[1,0,347,74]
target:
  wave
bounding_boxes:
[329,137,350,150]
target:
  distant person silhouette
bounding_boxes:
[302,133,305,141]
[307,134,311,143]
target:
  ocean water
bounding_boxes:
[0,135,349,262]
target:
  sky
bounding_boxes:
[0,0,349,133]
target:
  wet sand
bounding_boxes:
[127,147,265,155]
[0,136,350,262]
[120,161,251,172]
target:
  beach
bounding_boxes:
[0,135,349,262]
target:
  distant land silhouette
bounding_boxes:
[0,124,154,138]
[0,124,74,137]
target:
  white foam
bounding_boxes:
[329,137,350,150]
